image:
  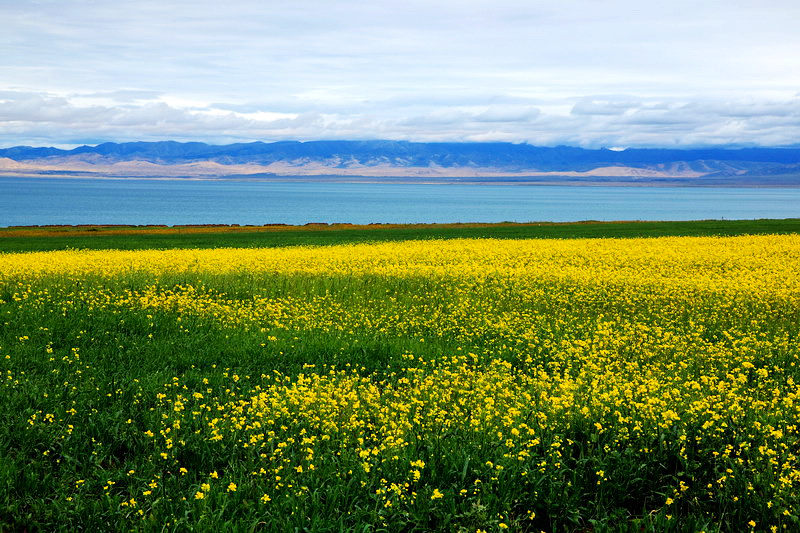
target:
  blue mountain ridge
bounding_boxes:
[2,140,800,174]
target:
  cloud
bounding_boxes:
[571,98,640,117]
[2,0,800,149]
[1,90,800,148]
[473,106,540,123]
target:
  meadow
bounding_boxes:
[2,223,800,531]
[2,218,800,252]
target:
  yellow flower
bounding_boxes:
[227,482,237,492]
[194,491,205,500]
[431,489,443,500]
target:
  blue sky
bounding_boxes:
[1,0,799,148]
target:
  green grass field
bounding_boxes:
[2,221,800,531]
[2,218,800,252]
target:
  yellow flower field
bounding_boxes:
[1,234,799,531]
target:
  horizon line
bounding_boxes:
[3,139,800,152]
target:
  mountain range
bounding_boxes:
[2,141,800,185]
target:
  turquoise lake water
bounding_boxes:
[2,177,799,226]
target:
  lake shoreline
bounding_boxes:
[3,218,800,254]
[4,177,800,228]
[3,172,800,188]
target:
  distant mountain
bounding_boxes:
[2,140,800,183]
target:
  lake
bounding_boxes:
[2,177,799,226]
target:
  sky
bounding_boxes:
[1,0,800,148]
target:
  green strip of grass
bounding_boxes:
[2,219,800,252]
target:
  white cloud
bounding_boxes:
[0,90,799,148]
[1,0,799,147]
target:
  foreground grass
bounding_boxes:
[2,218,800,252]
[2,234,800,531]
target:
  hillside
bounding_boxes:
[2,141,800,182]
